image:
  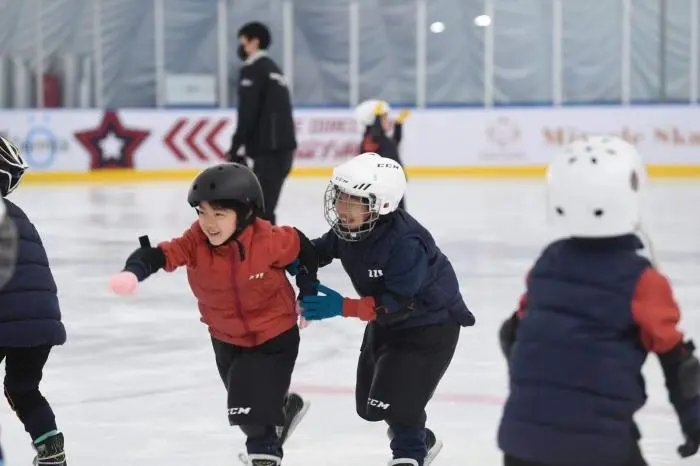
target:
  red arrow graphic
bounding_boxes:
[205,119,229,160]
[185,119,209,161]
[164,118,188,161]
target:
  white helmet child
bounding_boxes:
[324,152,406,242]
[546,135,646,238]
[354,99,391,128]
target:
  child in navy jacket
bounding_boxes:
[497,136,700,466]
[0,136,67,465]
[298,152,475,466]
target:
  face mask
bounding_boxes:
[237,44,248,61]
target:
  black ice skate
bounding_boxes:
[277,392,309,445]
[33,432,66,466]
[246,453,281,466]
[238,393,310,464]
[424,428,443,466]
[387,427,443,466]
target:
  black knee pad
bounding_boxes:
[240,424,271,439]
[4,385,46,415]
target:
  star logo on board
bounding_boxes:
[74,111,150,170]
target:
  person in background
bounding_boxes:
[228,21,297,226]
[355,100,410,210]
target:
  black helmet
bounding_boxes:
[0,136,28,197]
[187,163,264,212]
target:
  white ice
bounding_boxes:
[1,178,699,465]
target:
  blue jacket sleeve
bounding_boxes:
[312,230,338,268]
[378,238,428,312]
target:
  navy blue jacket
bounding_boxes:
[498,236,654,466]
[0,200,64,348]
[313,210,474,328]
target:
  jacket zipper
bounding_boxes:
[229,244,254,345]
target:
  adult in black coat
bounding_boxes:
[228,21,297,226]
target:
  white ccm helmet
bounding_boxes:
[546,135,646,238]
[324,152,406,241]
[354,99,391,128]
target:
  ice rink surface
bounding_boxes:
[0,178,699,465]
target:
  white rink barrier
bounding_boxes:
[0,106,699,182]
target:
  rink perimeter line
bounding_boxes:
[20,165,700,184]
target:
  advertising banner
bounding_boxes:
[0,106,698,175]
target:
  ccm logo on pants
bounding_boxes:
[228,407,252,415]
[368,398,390,410]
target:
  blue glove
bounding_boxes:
[301,284,343,320]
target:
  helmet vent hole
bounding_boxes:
[594,209,604,217]
[606,149,616,155]
[630,171,639,192]
[209,182,216,190]
[590,157,597,164]
[555,207,565,216]
[585,146,593,152]
[568,157,577,164]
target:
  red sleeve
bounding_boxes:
[157,223,200,272]
[631,267,684,354]
[342,297,377,321]
[269,225,301,268]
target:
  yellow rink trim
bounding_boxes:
[20,165,700,184]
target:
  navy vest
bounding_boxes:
[0,200,65,348]
[316,210,474,328]
[498,235,651,466]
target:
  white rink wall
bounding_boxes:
[0,106,700,178]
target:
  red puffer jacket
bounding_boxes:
[158,218,300,347]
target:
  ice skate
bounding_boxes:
[424,428,443,465]
[389,459,419,466]
[387,427,443,466]
[33,432,66,466]
[246,453,281,466]
[277,392,309,445]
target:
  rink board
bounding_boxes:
[0,106,699,181]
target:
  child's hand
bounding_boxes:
[109,271,139,295]
[396,109,411,124]
[296,302,311,329]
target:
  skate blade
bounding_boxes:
[424,438,443,466]
[280,398,310,445]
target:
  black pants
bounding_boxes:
[212,326,299,457]
[0,346,57,441]
[252,152,293,225]
[504,444,648,466]
[356,321,460,464]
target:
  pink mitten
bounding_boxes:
[296,302,311,329]
[109,271,139,295]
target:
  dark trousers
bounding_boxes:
[356,321,460,465]
[211,326,299,457]
[252,152,293,225]
[504,444,648,466]
[0,346,57,441]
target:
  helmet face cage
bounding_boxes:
[324,183,380,242]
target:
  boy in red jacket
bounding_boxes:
[497,136,700,466]
[109,163,318,466]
